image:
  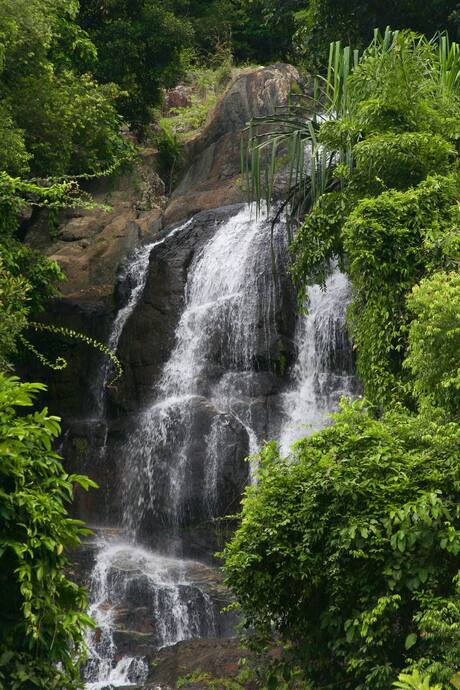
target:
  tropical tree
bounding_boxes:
[78,0,194,128]
[0,0,125,177]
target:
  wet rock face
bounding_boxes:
[110,205,296,414]
[144,639,254,690]
[71,536,238,674]
[19,298,111,421]
[118,395,250,534]
[109,207,242,413]
[65,204,297,531]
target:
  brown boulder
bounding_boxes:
[164,64,301,225]
[25,151,167,301]
[144,639,256,689]
[164,84,194,112]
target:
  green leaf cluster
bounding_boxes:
[343,174,460,407]
[78,0,195,129]
[0,374,97,689]
[0,259,29,371]
[0,0,126,177]
[405,272,460,417]
[223,401,460,689]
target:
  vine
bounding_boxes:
[27,322,123,385]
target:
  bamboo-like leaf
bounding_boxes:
[242,28,460,229]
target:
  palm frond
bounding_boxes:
[243,29,460,227]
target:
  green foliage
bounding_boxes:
[404,272,460,417]
[0,174,123,380]
[0,260,29,370]
[221,0,304,64]
[0,172,80,309]
[169,93,218,133]
[177,663,307,689]
[161,70,220,138]
[0,374,96,689]
[290,190,355,291]
[0,0,126,177]
[177,671,246,689]
[79,0,194,129]
[0,174,71,369]
[154,119,184,195]
[352,133,456,194]
[0,105,30,176]
[223,400,460,690]
[154,53,236,190]
[27,322,123,385]
[394,669,443,690]
[343,175,459,407]
[246,31,460,217]
[176,1,231,60]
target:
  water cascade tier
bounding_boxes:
[80,205,357,688]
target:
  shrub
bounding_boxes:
[0,0,126,177]
[352,133,456,194]
[0,374,96,689]
[405,272,460,417]
[79,0,194,130]
[343,175,459,407]
[223,401,460,690]
[0,259,29,370]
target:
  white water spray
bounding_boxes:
[122,206,286,532]
[279,269,355,455]
[83,539,216,689]
[93,219,192,418]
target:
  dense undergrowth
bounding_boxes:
[0,1,460,689]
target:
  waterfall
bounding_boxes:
[93,219,192,419]
[121,205,287,535]
[83,539,216,690]
[82,205,356,688]
[279,269,356,455]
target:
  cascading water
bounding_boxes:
[82,205,356,688]
[84,539,217,690]
[83,218,228,690]
[93,219,192,419]
[84,208,283,688]
[121,205,287,535]
[82,220,194,527]
[279,269,356,454]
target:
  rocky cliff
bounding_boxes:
[21,64,303,690]
[23,64,300,424]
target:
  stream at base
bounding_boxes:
[82,206,356,688]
